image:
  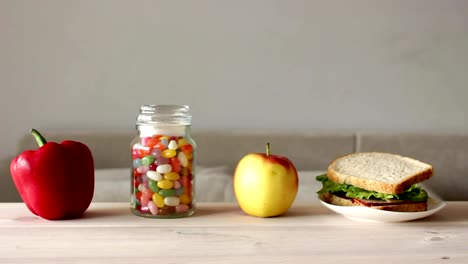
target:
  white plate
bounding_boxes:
[319,187,447,223]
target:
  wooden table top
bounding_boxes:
[0,202,467,263]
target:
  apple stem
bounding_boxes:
[266,142,270,157]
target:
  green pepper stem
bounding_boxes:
[31,128,47,147]
[266,142,270,157]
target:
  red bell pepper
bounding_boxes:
[10,129,95,220]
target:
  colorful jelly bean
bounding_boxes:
[146,138,159,148]
[154,142,166,151]
[164,197,180,206]
[151,149,162,158]
[133,159,142,168]
[168,140,178,150]
[148,201,158,215]
[161,149,176,159]
[169,158,181,173]
[164,172,180,181]
[173,180,182,189]
[146,171,162,181]
[133,168,142,177]
[157,179,174,189]
[152,193,165,208]
[137,183,147,192]
[139,206,150,214]
[156,164,172,174]
[137,148,151,157]
[136,176,143,184]
[175,186,185,196]
[160,138,169,147]
[132,148,140,159]
[176,204,189,213]
[136,166,149,174]
[141,174,149,184]
[141,155,155,166]
[141,195,150,207]
[135,191,142,202]
[179,193,191,205]
[178,152,188,167]
[148,179,160,192]
[181,144,193,154]
[159,189,176,197]
[142,189,154,199]
[177,138,189,147]
[155,157,169,165]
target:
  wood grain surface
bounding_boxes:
[0,202,467,263]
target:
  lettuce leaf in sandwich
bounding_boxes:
[316,174,428,201]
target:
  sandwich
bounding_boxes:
[316,152,433,212]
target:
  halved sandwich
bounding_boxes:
[316,152,433,212]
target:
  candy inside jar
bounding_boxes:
[131,105,196,218]
[131,135,194,217]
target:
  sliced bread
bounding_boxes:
[327,152,433,194]
[320,193,427,212]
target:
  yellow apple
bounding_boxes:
[234,143,298,217]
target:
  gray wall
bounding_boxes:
[1,1,468,200]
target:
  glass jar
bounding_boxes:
[130,105,196,218]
